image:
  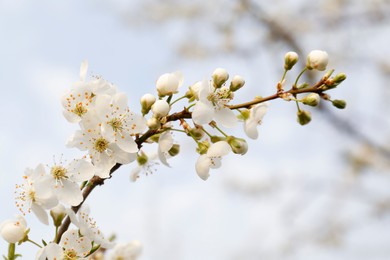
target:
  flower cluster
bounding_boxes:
[1,50,347,259]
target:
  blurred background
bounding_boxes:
[1,0,390,259]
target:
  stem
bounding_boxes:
[280,69,288,82]
[27,239,42,248]
[170,95,187,106]
[54,226,58,242]
[166,95,173,104]
[228,78,326,110]
[201,127,213,138]
[293,67,308,88]
[8,243,15,260]
[212,124,228,137]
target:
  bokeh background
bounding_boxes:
[1,0,390,259]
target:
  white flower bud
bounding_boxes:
[140,93,156,115]
[212,68,229,88]
[147,117,161,129]
[0,216,28,243]
[186,81,203,100]
[50,204,66,227]
[230,75,245,92]
[306,50,329,71]
[151,100,170,118]
[284,51,299,70]
[156,71,183,97]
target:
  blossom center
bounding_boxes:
[64,249,78,260]
[73,102,87,117]
[108,118,124,132]
[94,138,109,153]
[207,88,232,110]
[51,166,67,180]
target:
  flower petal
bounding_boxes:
[195,155,211,181]
[207,141,231,157]
[192,102,214,125]
[214,107,237,128]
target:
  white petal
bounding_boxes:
[80,60,88,81]
[244,120,259,139]
[63,110,81,123]
[158,131,174,152]
[192,102,214,125]
[95,94,112,119]
[68,159,95,182]
[207,141,231,157]
[130,167,142,182]
[113,93,128,112]
[116,133,138,153]
[127,113,147,134]
[38,243,63,260]
[55,180,83,206]
[173,71,184,88]
[31,203,49,225]
[214,108,237,128]
[195,155,211,181]
[112,145,137,165]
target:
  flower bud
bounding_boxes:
[301,93,320,107]
[284,51,299,70]
[156,71,183,97]
[50,204,66,227]
[140,93,156,115]
[306,50,329,71]
[0,216,28,243]
[186,81,203,101]
[168,144,180,157]
[297,82,309,89]
[227,136,248,155]
[151,100,170,118]
[230,75,245,92]
[332,99,346,109]
[297,110,312,125]
[188,127,204,140]
[212,68,229,88]
[333,73,347,84]
[147,117,161,130]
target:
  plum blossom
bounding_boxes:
[192,80,237,128]
[95,92,146,154]
[243,102,268,140]
[36,229,92,260]
[62,61,117,123]
[67,205,113,249]
[38,159,95,206]
[15,164,58,224]
[131,152,159,181]
[67,118,136,178]
[195,141,231,180]
[0,215,28,243]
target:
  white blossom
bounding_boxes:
[38,159,95,206]
[37,229,92,260]
[67,117,136,178]
[0,215,27,243]
[67,206,113,249]
[131,152,159,182]
[244,103,268,140]
[95,92,146,154]
[192,80,237,128]
[15,164,58,225]
[195,141,231,180]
